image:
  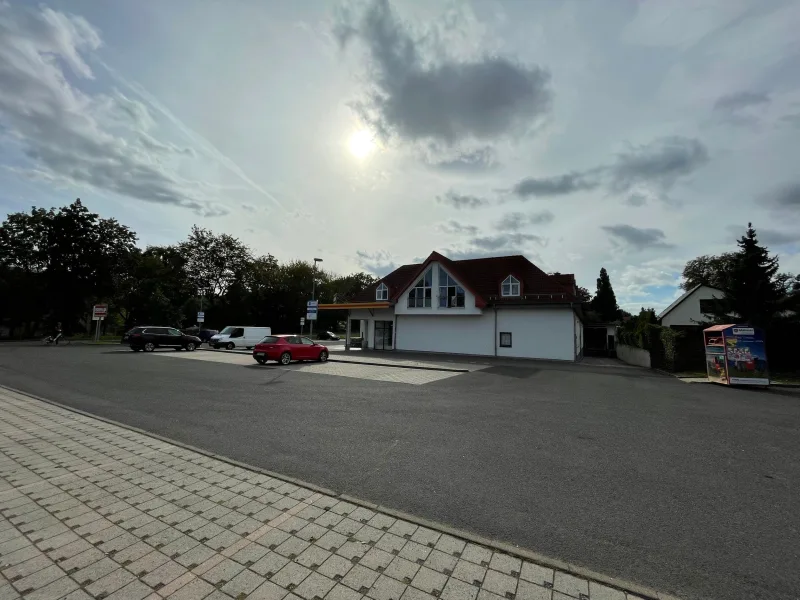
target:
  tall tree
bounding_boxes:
[576,286,591,304]
[178,226,253,299]
[715,224,787,327]
[680,253,737,291]
[591,267,619,321]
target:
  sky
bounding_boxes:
[1,0,799,311]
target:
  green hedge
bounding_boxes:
[618,323,693,372]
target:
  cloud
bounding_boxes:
[494,210,554,231]
[335,0,552,145]
[471,232,545,251]
[617,259,683,299]
[0,3,228,216]
[624,193,648,207]
[511,172,598,198]
[241,204,258,212]
[438,220,479,236]
[355,249,397,276]
[602,224,674,250]
[422,144,497,172]
[435,189,489,209]
[608,136,709,195]
[714,91,770,112]
[760,182,800,210]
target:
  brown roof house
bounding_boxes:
[322,252,584,361]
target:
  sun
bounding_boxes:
[348,129,376,159]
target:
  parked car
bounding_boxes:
[188,328,218,343]
[317,331,340,341]
[127,327,201,352]
[122,326,156,344]
[252,335,329,365]
[210,326,271,350]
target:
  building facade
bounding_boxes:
[324,252,583,362]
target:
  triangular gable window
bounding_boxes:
[501,275,520,297]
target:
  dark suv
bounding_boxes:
[126,327,201,352]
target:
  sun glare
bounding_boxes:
[348,129,376,159]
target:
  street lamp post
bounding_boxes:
[310,258,323,338]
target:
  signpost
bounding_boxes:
[300,317,305,334]
[306,300,318,321]
[197,311,205,324]
[92,304,107,342]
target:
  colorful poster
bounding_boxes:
[724,327,769,385]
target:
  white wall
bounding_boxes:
[617,343,651,368]
[395,314,495,355]
[496,307,575,361]
[395,262,483,316]
[661,286,724,327]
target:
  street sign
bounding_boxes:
[92,304,108,321]
[197,311,205,323]
[306,300,318,321]
[300,318,306,326]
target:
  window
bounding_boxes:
[376,283,388,301]
[438,265,465,308]
[167,328,182,336]
[407,268,432,308]
[285,336,301,344]
[230,328,244,338]
[501,275,520,297]
[300,337,315,345]
[699,299,715,314]
[499,332,512,348]
[260,336,278,344]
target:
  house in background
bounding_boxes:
[320,252,583,361]
[658,284,725,329]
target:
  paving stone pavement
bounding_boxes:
[0,387,647,600]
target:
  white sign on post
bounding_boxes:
[300,318,306,326]
[197,311,205,323]
[306,300,318,321]
[92,304,108,321]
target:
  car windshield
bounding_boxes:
[219,326,236,335]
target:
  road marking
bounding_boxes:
[153,349,464,385]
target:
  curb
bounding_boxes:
[0,383,679,600]
[196,347,470,373]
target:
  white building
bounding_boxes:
[321,252,584,361]
[658,284,725,328]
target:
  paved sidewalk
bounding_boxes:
[0,388,649,600]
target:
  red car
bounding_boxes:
[252,334,329,365]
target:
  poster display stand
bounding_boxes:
[703,324,769,386]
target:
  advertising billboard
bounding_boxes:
[724,327,769,385]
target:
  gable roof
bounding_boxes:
[351,252,578,306]
[657,284,723,319]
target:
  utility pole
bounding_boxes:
[310,257,323,338]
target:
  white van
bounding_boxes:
[210,326,271,350]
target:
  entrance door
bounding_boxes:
[374,321,393,350]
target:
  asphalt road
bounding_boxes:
[1,344,798,600]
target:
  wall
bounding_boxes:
[496,307,574,361]
[617,343,651,368]
[395,262,483,316]
[395,314,495,356]
[661,286,724,327]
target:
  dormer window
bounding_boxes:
[501,275,520,297]
[376,283,388,301]
[407,268,433,307]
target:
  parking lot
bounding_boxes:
[1,343,799,600]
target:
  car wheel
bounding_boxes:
[226,342,235,350]
[186,342,196,351]
[279,352,291,365]
[143,342,155,352]
[255,357,266,365]
[318,350,329,362]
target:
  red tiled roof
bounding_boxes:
[351,253,578,306]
